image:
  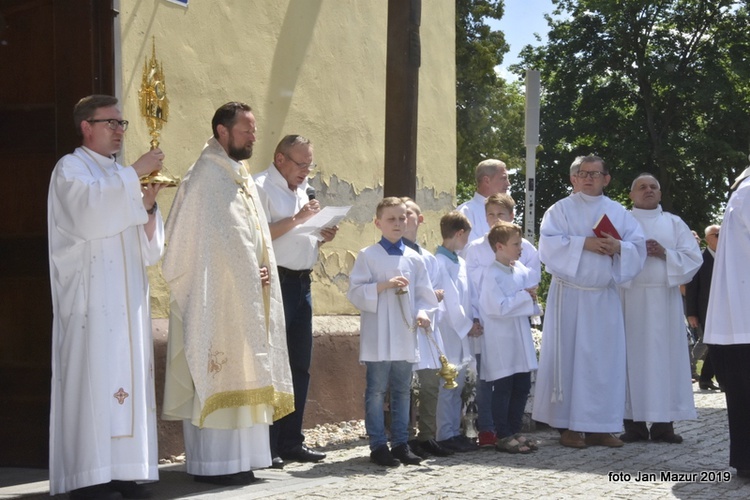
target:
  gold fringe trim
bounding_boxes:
[199,387,295,427]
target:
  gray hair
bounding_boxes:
[704,224,720,237]
[630,173,660,191]
[274,134,312,156]
[475,159,507,184]
[570,155,606,175]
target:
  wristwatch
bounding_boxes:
[147,202,158,215]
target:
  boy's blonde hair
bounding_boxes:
[485,193,515,214]
[400,196,421,215]
[376,196,406,219]
[487,220,522,250]
[440,211,472,239]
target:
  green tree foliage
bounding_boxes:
[515,0,750,231]
[455,0,527,204]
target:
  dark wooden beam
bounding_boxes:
[384,0,420,198]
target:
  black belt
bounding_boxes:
[278,266,312,277]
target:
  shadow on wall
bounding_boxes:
[262,0,323,152]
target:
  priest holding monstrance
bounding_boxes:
[47,93,167,499]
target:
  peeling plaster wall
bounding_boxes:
[119,1,456,317]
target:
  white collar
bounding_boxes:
[267,163,308,193]
[632,205,662,218]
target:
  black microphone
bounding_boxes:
[306,186,316,201]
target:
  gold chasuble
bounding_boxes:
[162,138,294,429]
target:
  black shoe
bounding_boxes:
[407,439,430,458]
[437,437,462,452]
[650,422,684,444]
[419,438,454,457]
[736,469,750,479]
[391,443,422,465]
[699,381,721,391]
[438,436,476,453]
[69,484,122,500]
[109,481,152,499]
[279,444,326,462]
[620,420,649,443]
[369,444,400,466]
[193,471,257,486]
[619,431,648,443]
[652,432,684,444]
[270,456,285,469]
[455,435,480,451]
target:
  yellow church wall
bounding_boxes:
[117,0,456,317]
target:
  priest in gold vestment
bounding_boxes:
[162,102,293,486]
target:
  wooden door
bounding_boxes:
[0,0,114,467]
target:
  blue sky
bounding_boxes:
[486,0,556,77]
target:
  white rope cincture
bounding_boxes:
[549,276,609,403]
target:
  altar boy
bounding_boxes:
[479,221,540,454]
[434,212,482,450]
[400,198,456,458]
[347,197,439,466]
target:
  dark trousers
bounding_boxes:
[709,343,750,471]
[475,354,494,433]
[692,327,715,382]
[700,351,716,383]
[490,371,531,439]
[271,268,313,457]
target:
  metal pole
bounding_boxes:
[524,70,541,241]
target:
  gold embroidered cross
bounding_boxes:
[114,387,129,405]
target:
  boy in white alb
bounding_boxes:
[434,212,482,451]
[347,197,439,466]
[400,198,458,457]
[479,222,540,454]
[463,193,540,447]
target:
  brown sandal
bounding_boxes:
[495,436,532,454]
[513,433,539,451]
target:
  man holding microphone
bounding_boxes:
[254,135,338,468]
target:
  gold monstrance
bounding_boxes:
[138,38,179,186]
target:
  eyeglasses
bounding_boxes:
[87,119,129,131]
[707,232,719,238]
[575,170,607,179]
[284,153,316,170]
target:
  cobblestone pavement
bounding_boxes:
[2,385,749,499]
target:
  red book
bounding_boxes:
[593,213,621,240]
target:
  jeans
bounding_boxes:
[270,269,313,456]
[365,361,413,450]
[491,371,531,439]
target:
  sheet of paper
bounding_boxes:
[294,205,352,237]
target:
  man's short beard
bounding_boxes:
[228,144,252,162]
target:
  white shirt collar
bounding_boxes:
[267,163,308,194]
